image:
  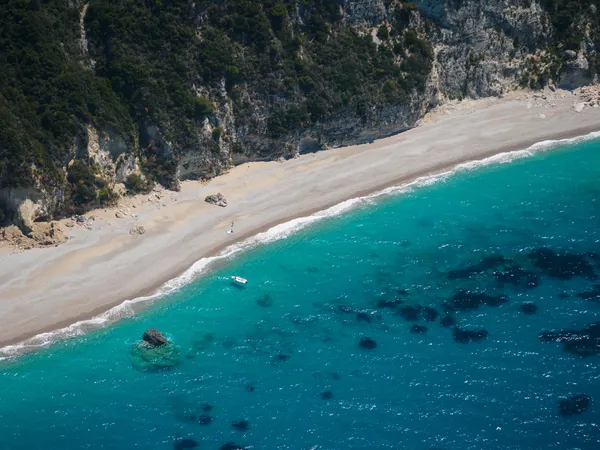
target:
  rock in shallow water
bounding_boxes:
[359,337,377,350]
[198,414,213,425]
[220,443,244,450]
[174,439,199,450]
[320,391,333,400]
[540,322,600,357]
[129,341,181,372]
[519,303,538,315]
[527,248,596,280]
[559,394,591,416]
[452,327,489,344]
[439,315,456,328]
[445,289,507,312]
[143,328,168,346]
[411,325,428,334]
[232,420,250,431]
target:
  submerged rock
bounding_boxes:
[320,391,334,400]
[421,307,439,322]
[198,414,213,425]
[439,315,456,328]
[445,289,507,312]
[398,306,420,321]
[129,341,181,372]
[359,337,377,350]
[246,384,255,393]
[528,248,596,280]
[519,303,538,315]
[143,328,168,346]
[576,285,600,302]
[232,420,250,431]
[257,294,274,307]
[559,394,591,416]
[220,443,244,450]
[376,298,403,309]
[540,322,600,357]
[411,325,428,334]
[356,312,373,323]
[174,439,199,450]
[201,403,213,412]
[448,255,510,280]
[205,193,227,207]
[452,327,489,344]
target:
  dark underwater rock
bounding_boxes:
[376,298,403,309]
[220,443,244,450]
[558,292,571,299]
[232,420,250,431]
[246,384,255,392]
[439,315,456,328]
[143,328,168,346]
[421,307,439,322]
[445,289,507,312]
[201,403,213,412]
[559,394,591,416]
[256,294,274,307]
[493,264,540,289]
[321,391,334,400]
[273,353,289,362]
[448,255,510,280]
[129,341,181,372]
[452,327,489,343]
[576,285,600,302]
[398,306,420,321]
[528,248,596,280]
[359,337,377,350]
[519,303,538,315]
[174,439,199,450]
[198,414,213,425]
[411,324,428,334]
[539,322,600,357]
[356,312,373,323]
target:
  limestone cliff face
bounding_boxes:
[2,0,597,230]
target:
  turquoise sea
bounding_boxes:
[2,136,600,450]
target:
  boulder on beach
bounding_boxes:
[143,328,168,346]
[205,193,227,207]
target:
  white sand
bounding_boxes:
[1,89,600,348]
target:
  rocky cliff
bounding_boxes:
[0,0,598,231]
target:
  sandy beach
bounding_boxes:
[1,89,600,350]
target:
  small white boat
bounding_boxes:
[231,276,248,285]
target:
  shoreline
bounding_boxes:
[2,89,600,355]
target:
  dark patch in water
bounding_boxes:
[439,315,456,328]
[421,307,439,322]
[528,248,597,280]
[559,394,591,416]
[359,337,377,350]
[356,312,373,323]
[220,443,244,450]
[452,327,489,344]
[232,420,250,431]
[376,298,403,309]
[200,403,213,412]
[307,266,319,273]
[411,325,428,334]
[331,371,342,381]
[445,289,507,312]
[245,384,255,393]
[448,255,509,280]
[576,284,600,302]
[320,391,334,400]
[493,264,540,289]
[198,414,213,425]
[174,439,199,450]
[519,303,538,315]
[398,306,420,321]
[540,322,600,357]
[273,354,290,363]
[257,294,274,307]
[558,292,571,299]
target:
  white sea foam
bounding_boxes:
[2,130,599,359]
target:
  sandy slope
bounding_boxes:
[1,89,600,348]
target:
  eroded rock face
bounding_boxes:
[205,193,227,207]
[143,328,168,346]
